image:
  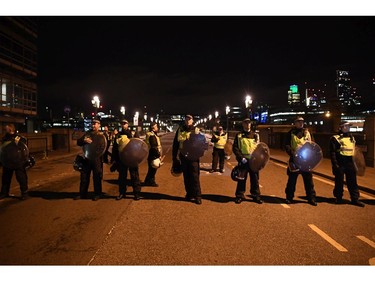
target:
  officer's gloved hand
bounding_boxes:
[241,158,247,164]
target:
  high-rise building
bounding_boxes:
[0,17,37,132]
[287,84,300,106]
[336,70,352,107]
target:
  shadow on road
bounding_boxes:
[140,192,186,202]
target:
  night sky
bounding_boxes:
[37,16,375,117]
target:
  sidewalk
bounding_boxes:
[269,148,375,196]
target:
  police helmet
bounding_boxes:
[151,158,163,169]
[230,165,247,181]
[73,155,85,172]
[25,156,36,169]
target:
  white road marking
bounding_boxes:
[308,224,348,252]
[269,194,291,209]
[357,236,375,249]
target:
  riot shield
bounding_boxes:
[119,138,148,168]
[224,139,233,156]
[0,140,29,169]
[180,132,208,161]
[249,142,270,172]
[353,146,366,177]
[82,132,107,161]
[293,141,323,172]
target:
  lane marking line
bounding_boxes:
[269,194,290,209]
[308,224,348,252]
[357,236,375,249]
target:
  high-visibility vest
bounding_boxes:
[146,131,161,153]
[291,130,311,152]
[213,133,227,149]
[237,133,258,159]
[177,127,200,150]
[333,135,355,156]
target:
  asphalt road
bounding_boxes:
[0,132,374,266]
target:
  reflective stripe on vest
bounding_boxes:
[214,133,227,149]
[238,134,258,159]
[333,135,355,156]
[291,131,311,152]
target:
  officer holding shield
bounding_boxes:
[113,119,141,201]
[209,126,227,173]
[330,121,364,207]
[232,118,263,204]
[172,115,203,204]
[284,116,317,206]
[142,122,162,187]
[76,119,105,201]
[0,124,29,200]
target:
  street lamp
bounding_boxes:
[91,96,100,115]
[120,106,125,116]
[215,111,219,119]
[245,94,253,119]
[226,105,230,130]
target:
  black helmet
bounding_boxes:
[25,156,36,169]
[171,161,183,177]
[73,155,86,172]
[231,165,247,181]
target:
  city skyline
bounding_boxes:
[37,16,375,117]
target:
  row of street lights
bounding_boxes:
[90,93,253,130]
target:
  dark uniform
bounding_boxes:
[76,122,105,200]
[210,127,227,173]
[232,119,262,204]
[143,124,162,187]
[330,122,365,207]
[102,127,111,164]
[0,128,29,200]
[284,117,317,206]
[172,115,202,204]
[112,122,141,200]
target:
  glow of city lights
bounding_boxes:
[245,95,252,108]
[325,111,331,117]
[208,114,212,120]
[215,111,219,118]
[226,106,230,115]
[91,95,100,108]
[120,106,125,115]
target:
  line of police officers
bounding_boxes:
[0,115,366,207]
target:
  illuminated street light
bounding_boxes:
[91,96,100,115]
[226,105,230,130]
[120,106,125,116]
[215,111,219,119]
[245,94,253,119]
[208,114,212,120]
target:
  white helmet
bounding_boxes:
[151,158,163,169]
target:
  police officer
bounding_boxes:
[0,123,29,200]
[113,119,141,201]
[172,115,203,205]
[209,126,227,173]
[284,116,317,206]
[142,122,162,187]
[232,118,263,204]
[76,119,105,201]
[330,121,365,207]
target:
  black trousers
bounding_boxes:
[118,163,141,195]
[1,166,28,195]
[333,161,359,201]
[235,165,260,198]
[144,160,157,184]
[285,168,316,200]
[212,147,225,170]
[79,160,103,196]
[180,154,201,198]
